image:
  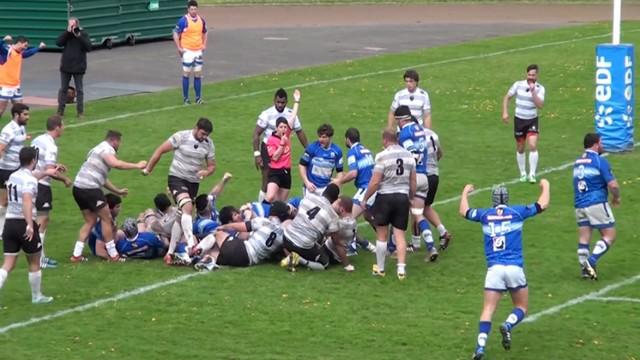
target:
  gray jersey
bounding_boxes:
[374,144,416,195]
[6,168,38,219]
[0,120,27,170]
[31,133,58,186]
[168,130,215,183]
[256,106,302,144]
[423,128,440,176]
[73,141,115,189]
[245,217,284,265]
[507,80,545,120]
[148,207,177,237]
[390,87,431,124]
[284,193,339,249]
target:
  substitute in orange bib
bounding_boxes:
[173,0,208,105]
[0,36,46,119]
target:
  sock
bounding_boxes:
[300,259,326,271]
[105,240,118,258]
[72,240,85,257]
[477,321,492,349]
[182,76,190,100]
[437,224,447,237]
[197,234,216,253]
[28,270,42,299]
[0,206,6,236]
[375,240,387,272]
[258,190,266,203]
[0,268,7,289]
[588,239,610,265]
[180,213,195,248]
[529,151,539,177]
[194,77,202,99]
[577,243,590,265]
[516,152,526,176]
[419,220,434,250]
[355,233,369,249]
[39,232,46,259]
[262,199,271,206]
[411,235,421,249]
[176,242,187,253]
[504,307,526,331]
[168,221,182,254]
[397,262,406,275]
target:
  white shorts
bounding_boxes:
[415,173,429,199]
[303,185,326,197]
[182,49,204,72]
[484,264,528,292]
[575,202,615,229]
[353,187,376,208]
[0,85,23,101]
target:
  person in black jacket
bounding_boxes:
[56,17,90,119]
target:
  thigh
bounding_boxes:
[168,176,198,202]
[390,194,410,231]
[484,265,508,292]
[425,175,439,206]
[2,219,22,255]
[36,184,53,212]
[372,194,392,227]
[217,235,250,267]
[504,265,528,291]
[415,173,429,200]
[73,73,84,90]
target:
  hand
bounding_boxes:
[223,172,233,182]
[118,188,129,197]
[39,42,46,49]
[501,112,509,124]
[612,197,621,207]
[463,184,475,193]
[254,155,263,170]
[63,178,72,188]
[136,160,147,169]
[141,168,150,176]
[44,167,60,178]
[196,170,209,180]
[293,88,301,103]
[55,163,68,173]
[305,181,317,193]
[24,224,34,241]
[177,47,185,55]
[344,264,355,272]
[26,133,32,141]
[3,35,13,43]
[539,178,550,188]
[529,82,536,93]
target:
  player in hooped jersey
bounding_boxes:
[70,130,147,262]
[573,133,620,280]
[0,147,60,304]
[31,115,72,268]
[143,118,215,264]
[253,88,308,202]
[460,180,550,360]
[387,69,432,129]
[299,123,343,196]
[0,103,30,238]
[173,0,207,104]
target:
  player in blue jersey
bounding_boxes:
[299,123,343,196]
[573,133,620,280]
[87,193,122,260]
[341,127,376,254]
[396,106,437,260]
[460,179,549,360]
[117,218,167,259]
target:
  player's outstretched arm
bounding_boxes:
[459,184,475,217]
[537,179,550,210]
[104,179,128,197]
[103,153,146,171]
[143,140,172,174]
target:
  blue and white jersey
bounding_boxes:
[573,150,615,209]
[347,142,375,189]
[299,141,343,188]
[116,232,165,259]
[251,202,270,218]
[287,197,302,209]
[88,218,116,255]
[465,204,541,268]
[207,194,219,223]
[398,122,428,175]
[193,216,219,240]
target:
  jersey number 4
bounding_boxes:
[307,206,321,220]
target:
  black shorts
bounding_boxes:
[425,175,439,206]
[3,219,41,255]
[283,236,329,266]
[36,184,53,212]
[514,116,539,139]
[0,168,18,189]
[260,142,270,170]
[372,193,410,230]
[267,168,291,189]
[217,234,250,267]
[72,186,107,212]
[168,175,199,201]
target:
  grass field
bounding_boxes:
[0,22,638,360]
[199,0,640,6]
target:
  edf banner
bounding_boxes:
[595,44,635,152]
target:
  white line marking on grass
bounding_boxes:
[590,296,640,304]
[0,272,205,335]
[263,37,289,41]
[57,29,640,132]
[522,273,640,324]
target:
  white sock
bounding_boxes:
[0,206,6,236]
[105,240,118,258]
[303,260,326,271]
[72,240,85,257]
[168,221,182,254]
[411,235,421,248]
[437,224,447,237]
[39,232,46,259]
[397,262,406,275]
[0,268,7,289]
[375,240,387,272]
[197,234,216,253]
[529,151,539,177]
[516,152,526,176]
[577,248,590,265]
[258,190,266,203]
[28,270,42,299]
[180,213,195,247]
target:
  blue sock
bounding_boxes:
[387,235,396,253]
[504,307,526,330]
[418,219,434,250]
[477,321,491,349]
[176,242,187,253]
[588,239,610,265]
[194,77,202,99]
[182,76,190,100]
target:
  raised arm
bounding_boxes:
[459,184,475,217]
[537,179,550,210]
